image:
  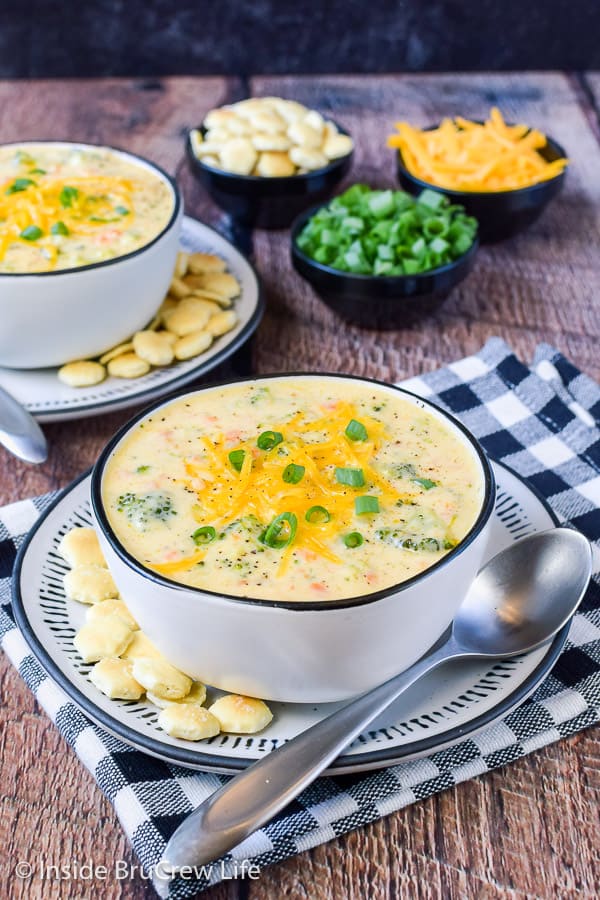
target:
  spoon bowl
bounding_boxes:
[162,527,592,871]
[0,385,47,463]
[454,529,592,656]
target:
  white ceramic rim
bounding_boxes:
[0,139,181,278]
[90,373,496,611]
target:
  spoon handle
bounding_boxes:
[0,386,47,463]
[162,638,463,870]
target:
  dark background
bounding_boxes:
[2,0,599,78]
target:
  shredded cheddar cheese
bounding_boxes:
[387,107,568,192]
[0,144,174,273]
[0,172,134,267]
[174,402,416,573]
[104,377,486,602]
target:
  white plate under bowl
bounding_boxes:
[0,216,264,422]
[12,460,564,775]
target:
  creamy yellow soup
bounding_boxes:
[0,144,174,273]
[102,379,484,602]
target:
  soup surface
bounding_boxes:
[102,378,484,602]
[0,144,174,273]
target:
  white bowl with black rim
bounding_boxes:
[91,374,496,704]
[0,141,183,369]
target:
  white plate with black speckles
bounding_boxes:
[12,459,566,775]
[0,216,264,423]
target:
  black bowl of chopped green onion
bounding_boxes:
[290,185,479,329]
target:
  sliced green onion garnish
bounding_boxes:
[344,531,364,548]
[345,419,368,441]
[413,477,437,490]
[228,449,246,472]
[305,505,331,524]
[418,189,446,210]
[257,430,283,450]
[115,205,130,216]
[20,225,43,241]
[262,512,297,549]
[136,465,150,473]
[191,526,216,545]
[59,185,79,207]
[5,177,36,195]
[355,496,380,515]
[51,221,69,236]
[335,467,365,487]
[282,463,305,484]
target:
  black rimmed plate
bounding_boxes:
[0,216,264,422]
[12,459,566,775]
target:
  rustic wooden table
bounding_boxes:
[1,73,599,900]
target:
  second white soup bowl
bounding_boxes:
[91,375,495,703]
[0,141,183,369]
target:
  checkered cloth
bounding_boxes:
[1,337,599,898]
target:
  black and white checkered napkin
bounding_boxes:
[1,337,599,898]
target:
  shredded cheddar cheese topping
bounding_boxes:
[0,165,135,268]
[104,378,485,602]
[387,107,568,192]
[156,402,422,577]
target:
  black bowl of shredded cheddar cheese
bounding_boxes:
[390,111,568,243]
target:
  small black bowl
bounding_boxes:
[290,205,479,330]
[186,124,353,230]
[396,132,567,243]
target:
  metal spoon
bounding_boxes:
[0,385,47,463]
[162,527,592,871]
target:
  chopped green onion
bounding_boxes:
[257,430,283,451]
[5,177,36,195]
[345,419,368,441]
[20,225,43,241]
[51,221,69,236]
[429,236,449,254]
[282,463,305,484]
[262,512,297,549]
[59,185,79,207]
[305,505,331,524]
[368,189,394,218]
[355,496,380,515]
[115,205,130,216]
[295,184,477,277]
[413,477,437,490]
[136,465,150,473]
[191,526,216,545]
[418,189,446,210]
[14,150,34,165]
[29,168,46,175]
[335,467,365,487]
[344,531,364,548]
[228,449,246,472]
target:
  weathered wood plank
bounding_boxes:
[580,72,600,142]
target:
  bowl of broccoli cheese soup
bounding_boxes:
[0,141,182,368]
[92,374,495,702]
